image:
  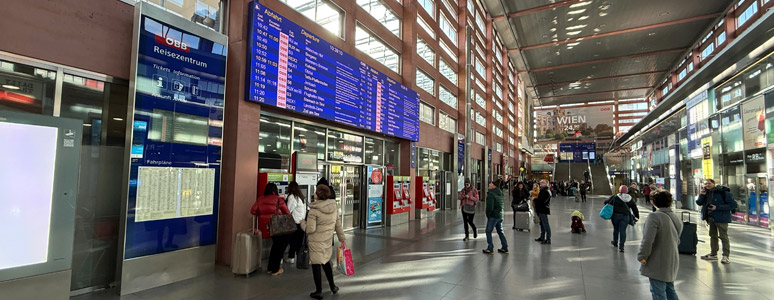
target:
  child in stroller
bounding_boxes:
[571,210,586,233]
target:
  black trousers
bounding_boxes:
[288,224,304,259]
[580,193,587,202]
[312,262,335,292]
[268,234,290,273]
[462,212,476,237]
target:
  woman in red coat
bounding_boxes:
[254,183,290,276]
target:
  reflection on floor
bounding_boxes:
[74,195,774,300]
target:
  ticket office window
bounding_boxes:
[293,123,326,161]
[365,137,384,165]
[259,116,292,172]
[385,140,400,175]
[327,130,364,164]
[0,59,56,115]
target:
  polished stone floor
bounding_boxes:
[75,195,774,300]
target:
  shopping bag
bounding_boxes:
[337,246,354,276]
[599,204,614,220]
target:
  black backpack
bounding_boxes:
[718,187,736,214]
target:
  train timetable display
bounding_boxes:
[246,2,419,141]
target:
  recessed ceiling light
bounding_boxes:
[570,2,592,8]
[594,54,600,57]
[578,15,590,21]
[112,117,124,121]
[542,34,549,38]
[1,84,19,90]
[547,61,552,64]
[648,32,656,36]
[600,23,607,27]
[550,27,557,32]
[659,11,669,16]
[599,4,611,10]
[566,30,582,35]
[599,11,608,17]
[568,9,586,15]
[594,28,602,32]
[596,41,602,45]
[83,123,92,127]
[568,17,575,22]
[566,24,588,30]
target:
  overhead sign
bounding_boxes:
[246,1,419,141]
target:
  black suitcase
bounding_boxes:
[678,212,698,255]
[297,234,310,269]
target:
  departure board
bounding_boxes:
[246,1,419,141]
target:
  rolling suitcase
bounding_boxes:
[232,216,262,276]
[513,211,531,232]
[678,212,698,255]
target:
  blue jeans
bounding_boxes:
[485,217,508,251]
[611,213,629,249]
[649,278,678,300]
[538,213,551,241]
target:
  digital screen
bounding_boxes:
[148,109,210,146]
[0,122,57,270]
[246,2,419,141]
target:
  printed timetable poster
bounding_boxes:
[246,1,420,141]
[124,10,227,259]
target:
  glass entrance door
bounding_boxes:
[745,174,769,227]
[329,165,362,230]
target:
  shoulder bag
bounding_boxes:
[599,196,615,220]
[270,197,297,237]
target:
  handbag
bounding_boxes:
[296,234,310,269]
[269,197,296,237]
[514,202,529,212]
[599,196,615,220]
[462,203,476,214]
[337,246,355,276]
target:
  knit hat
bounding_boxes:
[619,185,629,194]
[464,178,471,184]
[492,179,502,187]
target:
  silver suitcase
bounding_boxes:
[513,211,531,231]
[232,217,261,277]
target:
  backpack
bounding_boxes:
[718,187,736,214]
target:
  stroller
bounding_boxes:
[570,210,586,233]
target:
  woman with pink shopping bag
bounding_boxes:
[337,244,354,276]
[301,184,347,300]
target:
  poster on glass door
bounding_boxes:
[367,166,384,223]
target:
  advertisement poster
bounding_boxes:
[535,105,614,141]
[742,95,765,149]
[457,134,465,174]
[701,137,713,179]
[367,166,384,223]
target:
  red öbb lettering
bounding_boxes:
[155,35,190,52]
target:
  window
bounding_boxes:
[356,25,400,73]
[418,0,435,18]
[439,59,457,84]
[140,0,225,32]
[508,101,515,113]
[442,0,457,21]
[417,16,436,39]
[494,84,503,100]
[617,125,633,133]
[440,42,457,63]
[293,123,327,160]
[508,124,515,133]
[701,43,715,60]
[618,112,647,117]
[475,43,485,60]
[476,131,486,145]
[475,58,485,77]
[280,0,343,37]
[420,101,435,124]
[416,69,435,95]
[357,0,400,36]
[493,125,503,138]
[476,77,485,91]
[509,136,515,145]
[475,92,486,108]
[467,0,475,13]
[661,85,670,96]
[475,111,486,126]
[687,59,694,73]
[678,68,687,81]
[475,10,485,33]
[439,15,457,45]
[618,102,648,111]
[439,85,457,108]
[737,3,758,28]
[495,142,502,152]
[417,37,436,66]
[717,31,726,45]
[439,111,457,133]
[493,110,503,124]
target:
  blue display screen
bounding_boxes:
[125,14,226,259]
[246,2,419,141]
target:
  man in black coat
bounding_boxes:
[533,180,552,244]
[579,180,589,202]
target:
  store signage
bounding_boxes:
[535,105,614,142]
[457,134,465,174]
[742,95,765,149]
[701,137,713,179]
[246,1,419,141]
[124,6,227,259]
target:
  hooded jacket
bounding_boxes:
[605,193,639,219]
[485,187,504,219]
[534,186,551,215]
[638,208,683,282]
[301,199,346,264]
[317,177,336,200]
[696,186,737,223]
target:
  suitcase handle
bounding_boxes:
[681,212,691,223]
[252,216,259,235]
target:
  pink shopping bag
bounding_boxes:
[337,246,354,276]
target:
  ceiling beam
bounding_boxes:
[539,86,653,99]
[532,70,668,88]
[491,0,590,22]
[516,13,721,51]
[529,48,687,73]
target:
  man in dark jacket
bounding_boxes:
[696,178,737,264]
[483,179,508,254]
[533,180,552,244]
[579,180,589,203]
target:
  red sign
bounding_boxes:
[544,154,555,163]
[371,169,383,184]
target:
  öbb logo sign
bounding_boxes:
[155,35,190,52]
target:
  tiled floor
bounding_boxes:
[75,195,774,300]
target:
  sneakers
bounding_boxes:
[482,249,494,255]
[331,286,340,294]
[721,256,730,264]
[473,232,478,239]
[541,240,551,245]
[309,291,323,299]
[611,241,618,248]
[700,254,719,261]
[535,238,545,242]
[498,248,509,254]
[463,236,469,241]
[619,248,625,253]
[286,258,295,264]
